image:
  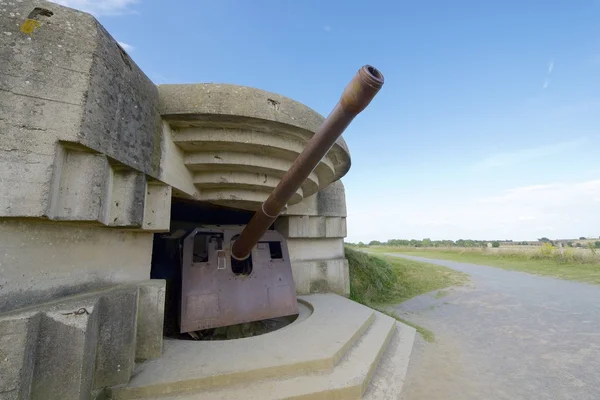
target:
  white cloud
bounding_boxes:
[117,41,134,52]
[346,179,600,242]
[473,138,586,169]
[542,78,549,89]
[49,0,138,16]
[548,60,554,74]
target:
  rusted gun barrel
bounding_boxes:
[231,65,385,260]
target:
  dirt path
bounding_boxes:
[388,254,600,400]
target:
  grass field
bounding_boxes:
[367,246,600,285]
[346,247,468,341]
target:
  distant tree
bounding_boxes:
[567,241,574,247]
[422,238,432,247]
[595,241,600,249]
[491,241,500,248]
[579,237,587,240]
[357,242,367,248]
[369,240,382,246]
[538,237,551,243]
[575,243,583,248]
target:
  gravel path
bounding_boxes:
[388,254,600,400]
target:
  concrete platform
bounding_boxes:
[109,294,416,400]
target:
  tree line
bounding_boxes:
[346,238,600,249]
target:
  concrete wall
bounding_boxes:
[0,0,176,227]
[0,0,351,310]
[0,220,154,312]
[276,180,350,296]
[158,83,350,211]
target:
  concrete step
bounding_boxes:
[133,311,402,400]
[109,294,376,399]
[364,322,417,399]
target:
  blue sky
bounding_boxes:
[54,0,600,242]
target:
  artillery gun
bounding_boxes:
[179,65,384,333]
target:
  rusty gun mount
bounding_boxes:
[231,65,385,261]
[179,66,384,333]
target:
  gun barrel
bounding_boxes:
[231,65,384,260]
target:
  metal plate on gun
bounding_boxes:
[180,226,299,333]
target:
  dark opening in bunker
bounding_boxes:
[268,241,283,259]
[150,198,295,340]
[230,254,253,276]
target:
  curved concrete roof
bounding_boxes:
[158,83,351,211]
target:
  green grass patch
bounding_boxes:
[385,310,435,342]
[346,247,467,342]
[368,247,600,285]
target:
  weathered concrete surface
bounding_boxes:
[291,259,350,296]
[283,180,348,217]
[0,281,164,398]
[275,181,349,296]
[110,295,414,400]
[316,180,348,217]
[142,313,400,400]
[0,220,153,312]
[135,280,166,361]
[0,312,40,400]
[159,84,351,211]
[364,323,417,400]
[31,299,100,400]
[275,215,346,239]
[285,237,348,296]
[158,83,349,159]
[94,289,139,389]
[110,295,375,399]
[108,169,147,227]
[142,182,172,230]
[0,0,164,220]
[49,147,112,223]
[387,254,600,400]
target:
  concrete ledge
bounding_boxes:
[44,143,171,231]
[110,294,375,399]
[158,83,351,210]
[0,220,153,313]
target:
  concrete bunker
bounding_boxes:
[0,2,383,396]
